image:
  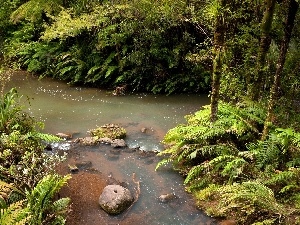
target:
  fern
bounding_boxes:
[30,132,61,143]
[0,88,19,132]
[187,177,215,193]
[10,0,63,24]
[26,174,70,225]
[155,158,173,171]
[221,157,248,182]
[218,182,284,223]
[157,102,267,187]
[0,200,29,225]
[184,164,205,185]
[194,184,221,201]
[0,181,29,225]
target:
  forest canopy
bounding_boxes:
[1,0,299,99]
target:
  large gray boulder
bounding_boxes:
[99,185,134,215]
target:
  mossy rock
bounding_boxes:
[90,124,126,139]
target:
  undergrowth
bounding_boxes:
[0,88,70,224]
[156,102,300,224]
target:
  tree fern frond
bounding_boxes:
[184,164,205,185]
[158,140,186,157]
[155,158,173,171]
[23,132,61,143]
[238,150,255,161]
[279,184,300,194]
[207,155,236,172]
[247,140,281,170]
[286,158,300,167]
[52,198,70,214]
[187,177,216,193]
[221,157,248,182]
[264,169,300,188]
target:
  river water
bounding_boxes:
[6,72,217,225]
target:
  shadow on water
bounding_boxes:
[6,72,218,225]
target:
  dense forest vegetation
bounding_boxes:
[0,0,300,224]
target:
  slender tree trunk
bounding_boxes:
[261,0,299,140]
[248,0,276,101]
[210,0,226,123]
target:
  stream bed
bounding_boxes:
[6,72,218,225]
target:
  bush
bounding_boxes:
[0,88,70,224]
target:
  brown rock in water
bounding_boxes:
[111,139,127,148]
[56,132,72,140]
[68,164,79,173]
[159,193,177,203]
[99,185,134,215]
[98,137,112,144]
[79,137,98,145]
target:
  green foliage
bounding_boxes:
[4,0,211,94]
[10,0,63,24]
[0,175,70,225]
[196,182,284,224]
[158,102,300,223]
[0,200,29,225]
[0,0,21,37]
[155,158,173,171]
[0,180,29,224]
[218,182,284,224]
[0,88,60,136]
[26,174,70,225]
[158,102,265,174]
[0,88,33,134]
[0,129,64,189]
[251,219,277,225]
[0,89,69,224]
[1,0,300,223]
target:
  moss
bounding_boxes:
[90,124,126,140]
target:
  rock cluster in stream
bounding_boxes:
[90,124,126,139]
[69,124,128,148]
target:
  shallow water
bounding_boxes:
[6,72,209,151]
[6,72,217,225]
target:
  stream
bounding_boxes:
[6,72,218,225]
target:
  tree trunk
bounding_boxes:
[210,0,226,123]
[248,0,276,101]
[261,0,299,140]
